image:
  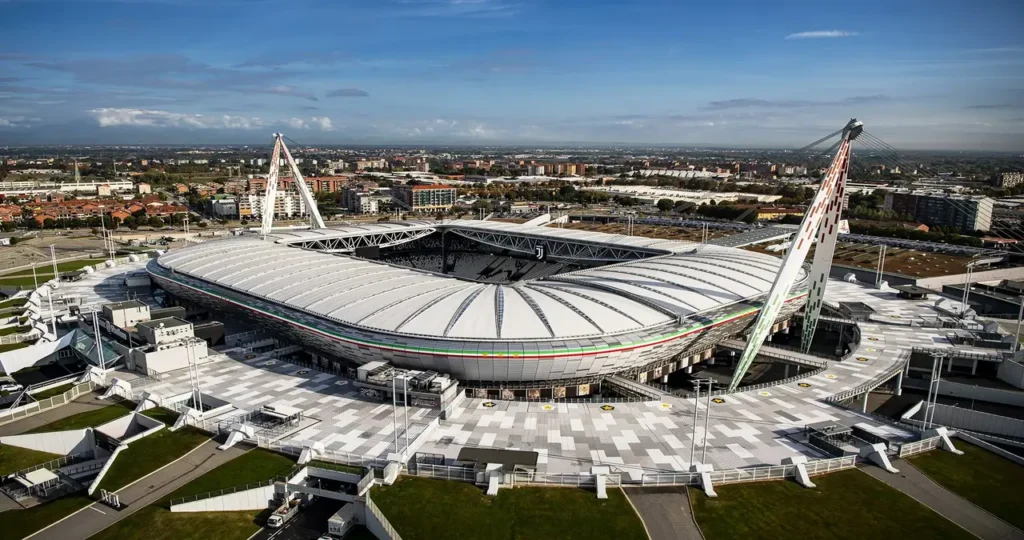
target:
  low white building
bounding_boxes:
[103,300,150,329]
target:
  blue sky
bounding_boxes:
[0,0,1022,150]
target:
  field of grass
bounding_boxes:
[308,459,364,476]
[0,443,61,475]
[0,341,31,353]
[95,427,209,493]
[88,449,296,540]
[0,297,28,309]
[163,449,296,502]
[26,400,134,433]
[30,383,75,400]
[0,325,31,336]
[689,469,974,540]
[9,494,93,540]
[372,477,647,540]
[909,441,1024,530]
[0,258,108,279]
[141,406,180,426]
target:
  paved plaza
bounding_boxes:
[67,264,989,475]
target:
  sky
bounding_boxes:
[0,0,1022,150]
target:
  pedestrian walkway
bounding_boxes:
[623,486,704,540]
[0,393,105,436]
[860,462,1023,540]
[29,439,248,540]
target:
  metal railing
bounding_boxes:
[365,492,404,540]
[5,451,95,479]
[804,455,858,475]
[0,380,96,425]
[710,465,791,484]
[169,478,278,507]
[637,455,856,487]
[826,351,910,403]
[412,463,477,483]
[898,436,942,458]
[511,471,622,487]
[640,471,700,486]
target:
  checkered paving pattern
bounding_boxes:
[76,268,989,474]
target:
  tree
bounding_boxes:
[240,219,249,226]
[148,216,165,228]
[123,216,138,230]
[197,221,208,228]
[43,218,56,228]
[1,222,15,232]
[656,198,674,212]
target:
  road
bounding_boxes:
[253,498,344,540]
[30,439,247,540]
[622,486,704,540]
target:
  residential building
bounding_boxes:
[884,191,993,233]
[238,191,306,219]
[391,184,457,211]
[208,195,239,218]
[137,182,152,195]
[997,172,1024,188]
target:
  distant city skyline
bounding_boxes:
[0,0,1022,151]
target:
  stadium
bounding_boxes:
[148,219,809,393]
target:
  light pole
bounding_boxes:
[49,245,58,288]
[701,379,712,464]
[391,373,399,455]
[403,376,410,455]
[960,261,976,315]
[925,352,944,429]
[689,379,700,465]
[1014,296,1023,353]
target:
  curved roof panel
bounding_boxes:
[157,222,800,341]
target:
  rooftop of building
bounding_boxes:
[104,299,149,311]
[136,316,190,330]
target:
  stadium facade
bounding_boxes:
[149,220,807,390]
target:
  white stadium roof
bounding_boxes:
[158,221,797,341]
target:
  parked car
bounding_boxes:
[1,383,24,393]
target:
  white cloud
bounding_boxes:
[311,116,334,131]
[0,116,42,128]
[287,117,308,130]
[785,30,858,40]
[89,108,263,129]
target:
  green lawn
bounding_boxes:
[909,441,1024,530]
[689,469,974,540]
[0,443,61,475]
[26,400,135,433]
[88,449,296,540]
[162,448,295,504]
[95,427,209,493]
[372,477,647,540]
[0,325,30,336]
[141,406,180,426]
[31,383,74,400]
[308,459,364,476]
[0,341,31,353]
[0,297,28,309]
[9,495,93,540]
[0,259,107,279]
